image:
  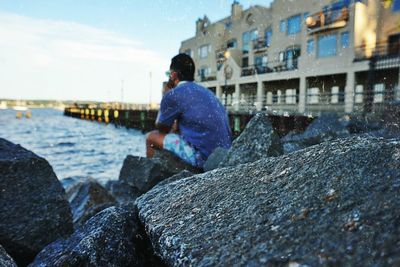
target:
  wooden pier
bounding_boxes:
[64,106,313,138]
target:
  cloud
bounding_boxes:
[0,12,169,103]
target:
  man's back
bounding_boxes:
[158,82,232,159]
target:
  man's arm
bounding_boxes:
[155,121,172,134]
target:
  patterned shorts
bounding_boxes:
[163,134,205,168]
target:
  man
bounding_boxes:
[146,53,232,168]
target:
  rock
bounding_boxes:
[60,176,88,191]
[219,113,283,167]
[119,150,202,194]
[282,112,350,153]
[105,180,141,203]
[0,138,73,266]
[0,245,17,267]
[343,114,382,134]
[203,147,228,172]
[30,205,164,267]
[137,136,400,266]
[156,170,195,188]
[66,178,117,226]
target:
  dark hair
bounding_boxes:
[170,53,195,81]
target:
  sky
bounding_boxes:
[0,0,273,104]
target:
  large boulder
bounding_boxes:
[119,150,201,195]
[0,245,17,267]
[30,205,164,267]
[282,112,350,153]
[0,138,73,266]
[219,113,283,167]
[137,136,400,266]
[66,178,117,226]
[105,180,141,204]
[203,147,228,172]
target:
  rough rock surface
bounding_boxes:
[137,136,400,266]
[203,147,228,172]
[105,180,141,203]
[282,112,350,153]
[30,205,164,267]
[155,170,195,188]
[66,178,116,226]
[0,138,73,265]
[219,113,283,167]
[0,245,17,267]
[119,150,201,194]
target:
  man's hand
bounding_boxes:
[163,79,175,95]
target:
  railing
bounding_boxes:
[241,59,299,76]
[215,48,226,60]
[216,87,400,115]
[199,73,217,82]
[306,5,349,32]
[354,41,400,61]
[253,37,269,51]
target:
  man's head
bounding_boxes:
[169,53,195,85]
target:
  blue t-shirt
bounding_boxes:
[157,82,232,159]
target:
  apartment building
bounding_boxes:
[179,0,400,116]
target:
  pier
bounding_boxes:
[63,106,313,138]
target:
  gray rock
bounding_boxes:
[282,112,350,153]
[0,245,17,267]
[66,178,117,226]
[30,204,164,267]
[0,138,73,266]
[137,136,400,266]
[203,147,228,172]
[155,170,195,188]
[105,180,141,204]
[119,150,201,194]
[219,113,283,167]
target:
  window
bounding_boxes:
[318,34,337,58]
[250,29,258,42]
[242,57,249,67]
[242,30,258,53]
[279,51,285,62]
[287,15,301,35]
[341,32,349,48]
[199,66,211,80]
[393,0,400,12]
[227,39,237,48]
[286,48,300,69]
[265,28,272,47]
[255,55,268,73]
[303,12,309,22]
[242,31,250,53]
[279,20,286,33]
[198,44,211,58]
[184,49,192,57]
[307,39,314,54]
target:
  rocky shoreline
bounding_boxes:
[1,108,400,266]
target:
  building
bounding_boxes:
[179,0,400,116]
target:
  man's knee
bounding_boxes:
[146,130,166,149]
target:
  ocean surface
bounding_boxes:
[0,108,146,184]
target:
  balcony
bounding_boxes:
[354,40,400,62]
[253,37,269,52]
[306,5,349,34]
[199,72,217,82]
[241,59,298,77]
